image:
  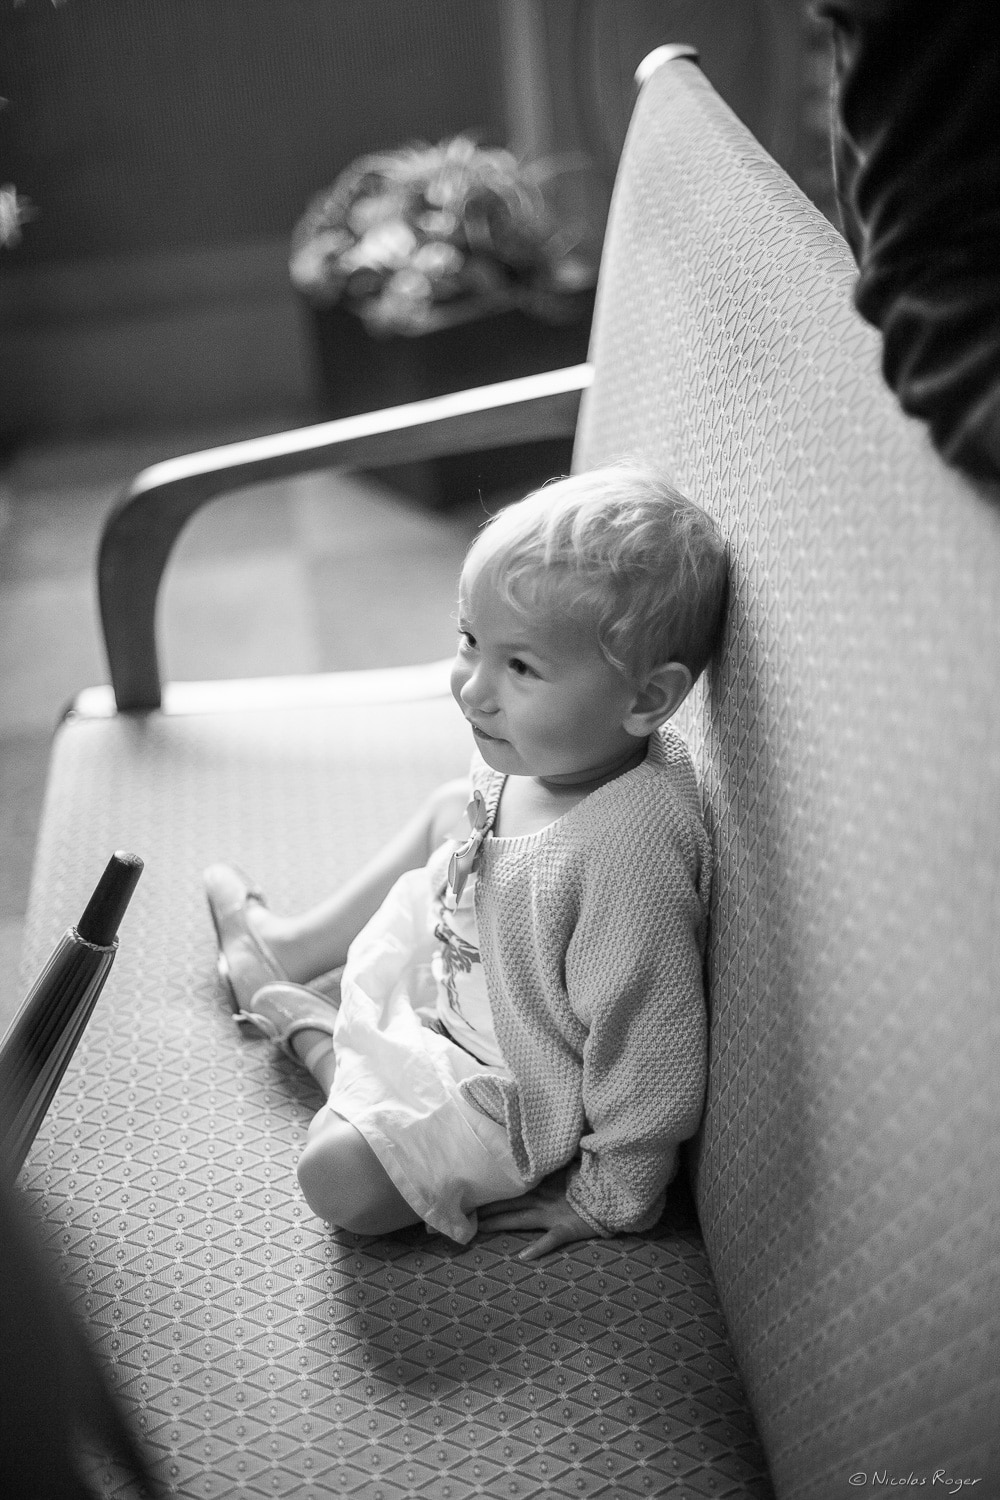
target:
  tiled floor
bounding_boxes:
[0,420,491,1030]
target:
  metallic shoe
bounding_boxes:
[204,862,287,1011]
[237,982,340,1059]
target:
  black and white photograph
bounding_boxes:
[1,4,996,1497]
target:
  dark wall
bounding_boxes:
[1,0,507,265]
[0,0,832,440]
[0,0,511,437]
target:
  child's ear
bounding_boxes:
[623,662,693,735]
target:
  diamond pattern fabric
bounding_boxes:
[19,53,1000,1500]
[576,61,1000,1496]
[19,687,771,1498]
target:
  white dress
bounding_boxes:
[320,847,528,1244]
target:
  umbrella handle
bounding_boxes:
[0,851,144,1177]
[77,850,144,946]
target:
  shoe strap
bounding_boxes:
[232,1007,337,1050]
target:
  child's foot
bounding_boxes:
[239,982,339,1088]
[204,863,295,1010]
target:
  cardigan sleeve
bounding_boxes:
[561,806,710,1235]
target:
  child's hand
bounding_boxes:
[478,1178,597,1260]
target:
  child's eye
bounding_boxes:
[458,630,477,650]
[508,657,536,678]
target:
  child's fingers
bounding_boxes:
[519,1222,586,1260]
[519,1229,562,1261]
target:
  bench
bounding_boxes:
[16,48,999,1499]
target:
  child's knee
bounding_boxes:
[296,1119,403,1234]
[297,1127,354,1226]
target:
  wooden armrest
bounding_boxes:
[98,364,591,712]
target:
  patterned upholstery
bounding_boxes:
[577,59,1000,1496]
[18,52,999,1500]
[20,682,770,1498]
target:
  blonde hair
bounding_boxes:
[463,464,728,680]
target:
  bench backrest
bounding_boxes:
[576,54,999,1495]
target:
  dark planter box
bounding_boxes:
[305,296,594,508]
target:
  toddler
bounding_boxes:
[205,463,728,1258]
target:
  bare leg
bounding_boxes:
[247,778,469,1081]
[300,1035,336,1095]
[297,1109,421,1234]
[252,778,469,983]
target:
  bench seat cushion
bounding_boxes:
[19,672,772,1499]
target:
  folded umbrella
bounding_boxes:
[0,850,143,1178]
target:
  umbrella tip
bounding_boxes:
[76,852,144,947]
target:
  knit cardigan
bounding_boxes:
[444,725,712,1236]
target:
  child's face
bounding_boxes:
[451,562,644,784]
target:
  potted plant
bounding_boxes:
[289,134,598,504]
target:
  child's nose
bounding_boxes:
[459,662,496,713]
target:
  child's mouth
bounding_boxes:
[470,722,504,744]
